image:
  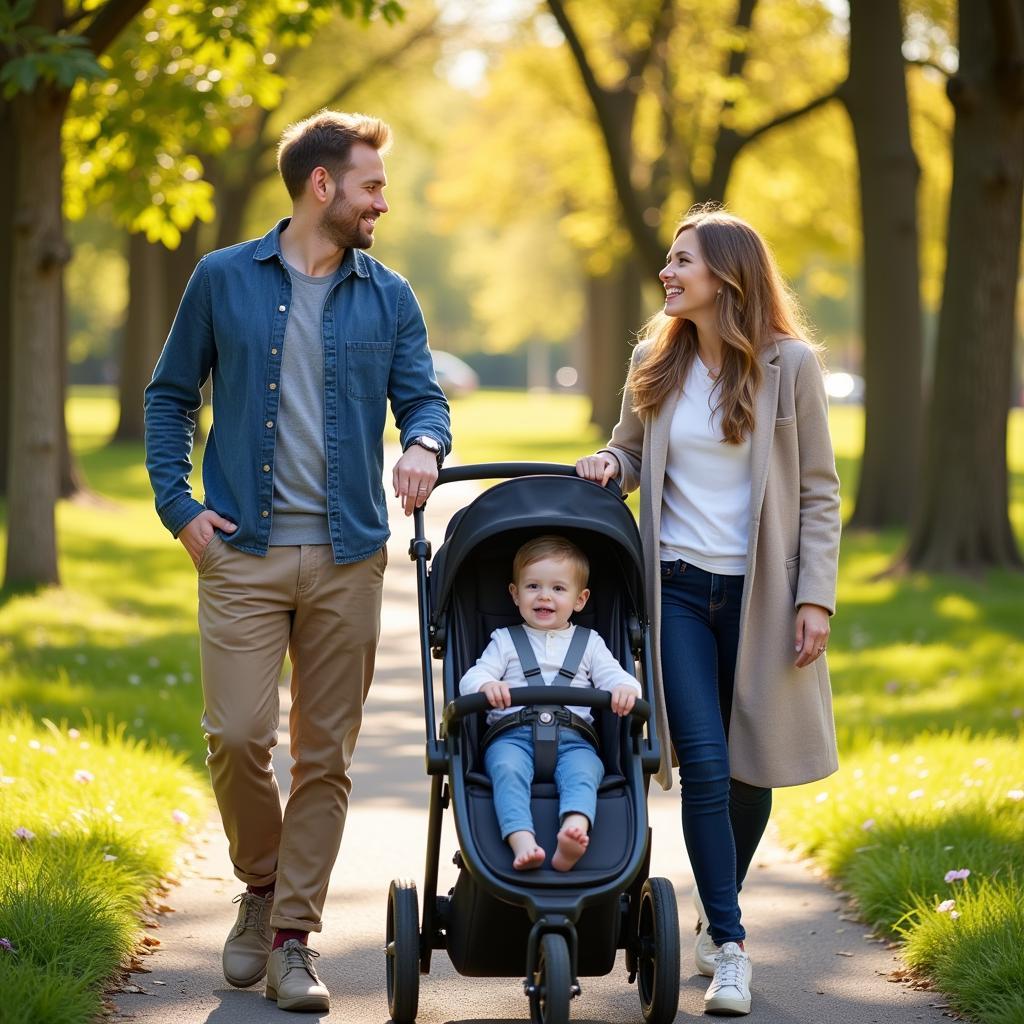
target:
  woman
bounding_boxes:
[577,207,841,1016]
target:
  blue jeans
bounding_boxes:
[660,560,772,946]
[484,725,605,839]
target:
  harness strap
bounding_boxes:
[482,625,598,782]
[507,624,592,684]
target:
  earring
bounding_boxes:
[716,289,722,297]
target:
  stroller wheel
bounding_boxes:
[636,877,680,1024]
[528,932,571,1024]
[385,878,420,1024]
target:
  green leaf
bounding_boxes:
[0,56,39,95]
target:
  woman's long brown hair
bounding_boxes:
[628,206,812,443]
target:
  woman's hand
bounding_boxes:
[576,452,619,487]
[794,604,830,668]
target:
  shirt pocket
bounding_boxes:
[346,340,392,401]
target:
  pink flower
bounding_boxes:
[102,853,118,862]
[861,818,876,831]
[1007,790,1023,802]
[0,938,14,953]
[936,899,956,913]
[67,728,80,740]
[73,769,94,784]
[944,868,971,883]
[171,809,190,825]
[949,910,960,920]
[12,827,35,841]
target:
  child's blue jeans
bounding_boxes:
[484,724,605,839]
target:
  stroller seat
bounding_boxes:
[463,769,636,887]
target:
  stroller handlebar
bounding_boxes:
[433,463,624,499]
[444,685,651,730]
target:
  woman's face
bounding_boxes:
[659,228,720,320]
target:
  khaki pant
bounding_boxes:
[197,538,386,932]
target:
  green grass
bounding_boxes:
[0,711,205,1024]
[1,388,1023,1022]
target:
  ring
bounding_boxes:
[816,647,826,655]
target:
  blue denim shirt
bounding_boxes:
[144,219,451,564]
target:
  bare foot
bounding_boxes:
[508,831,546,870]
[551,824,589,871]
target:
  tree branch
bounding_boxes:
[547,0,664,276]
[626,0,675,82]
[735,84,844,151]
[547,0,611,111]
[309,10,439,112]
[82,0,149,57]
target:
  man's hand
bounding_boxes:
[795,603,831,668]
[392,444,439,516]
[610,684,637,717]
[479,681,513,709]
[576,453,619,487]
[179,510,237,568]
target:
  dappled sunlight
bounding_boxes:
[933,593,981,621]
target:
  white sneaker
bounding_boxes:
[703,941,751,1016]
[693,887,717,977]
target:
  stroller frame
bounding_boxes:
[385,464,681,1024]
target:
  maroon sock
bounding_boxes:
[273,929,309,949]
[246,883,275,899]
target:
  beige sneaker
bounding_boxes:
[266,939,330,1012]
[222,891,273,988]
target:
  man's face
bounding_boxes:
[319,142,389,250]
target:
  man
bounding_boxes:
[144,110,450,1013]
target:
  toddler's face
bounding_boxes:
[509,556,589,631]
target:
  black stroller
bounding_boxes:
[384,465,680,1024]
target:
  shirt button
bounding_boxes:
[278,305,286,312]
[262,464,270,472]
[266,420,274,428]
[261,510,269,518]
[269,382,277,390]
[271,347,278,355]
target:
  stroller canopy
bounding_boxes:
[429,474,646,624]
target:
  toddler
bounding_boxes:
[459,535,641,870]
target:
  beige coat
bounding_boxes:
[604,338,841,790]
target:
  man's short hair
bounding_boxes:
[512,535,589,590]
[277,110,393,199]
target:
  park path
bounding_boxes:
[111,453,954,1024]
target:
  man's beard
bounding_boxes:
[319,192,374,250]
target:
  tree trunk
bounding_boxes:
[5,83,70,587]
[115,225,200,443]
[0,100,14,498]
[904,0,1024,572]
[844,0,925,529]
[114,234,166,442]
[58,269,85,497]
[586,258,644,436]
[215,178,252,251]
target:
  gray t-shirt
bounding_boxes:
[269,263,333,546]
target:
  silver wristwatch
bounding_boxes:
[405,434,443,469]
